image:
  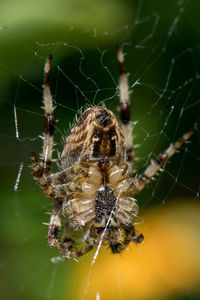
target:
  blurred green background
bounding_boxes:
[0,0,200,299]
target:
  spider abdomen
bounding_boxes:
[61,106,126,169]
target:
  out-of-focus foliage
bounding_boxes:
[0,0,133,98]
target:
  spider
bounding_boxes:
[30,47,194,259]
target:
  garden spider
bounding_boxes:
[30,47,194,259]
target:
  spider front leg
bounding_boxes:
[133,129,194,194]
[117,46,135,170]
[30,55,56,188]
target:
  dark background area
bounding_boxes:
[0,1,200,299]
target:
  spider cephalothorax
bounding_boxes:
[30,47,194,259]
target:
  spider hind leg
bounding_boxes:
[60,240,93,259]
[109,225,144,254]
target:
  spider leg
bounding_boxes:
[31,155,71,198]
[110,225,144,254]
[39,163,85,198]
[117,46,135,170]
[133,129,194,194]
[47,200,93,259]
[60,236,93,259]
[46,160,88,186]
[47,198,63,248]
[30,55,56,185]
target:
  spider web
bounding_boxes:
[1,0,200,299]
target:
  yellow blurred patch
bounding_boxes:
[67,199,200,300]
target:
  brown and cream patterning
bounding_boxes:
[30,48,194,258]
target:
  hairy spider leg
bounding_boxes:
[47,198,62,248]
[30,55,64,248]
[30,55,56,182]
[110,225,144,254]
[61,233,93,259]
[134,129,194,194]
[117,46,135,170]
